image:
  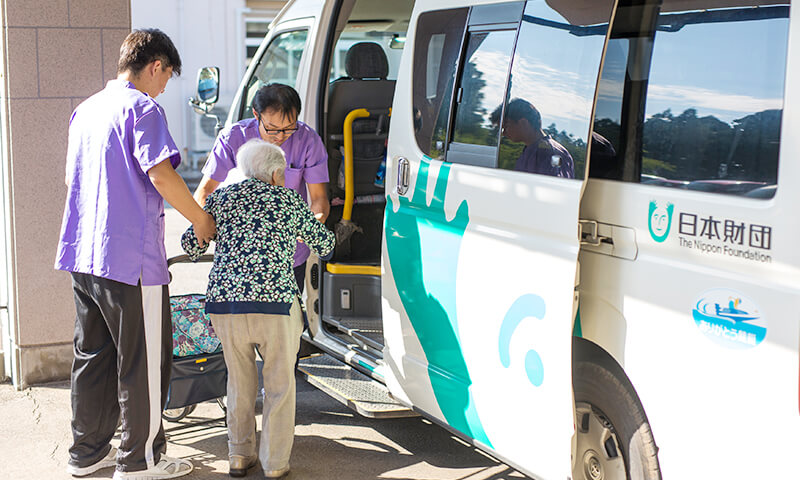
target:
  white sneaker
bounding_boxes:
[66,446,117,477]
[111,455,193,480]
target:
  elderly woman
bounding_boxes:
[181,139,334,479]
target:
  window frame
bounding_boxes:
[410,6,470,159]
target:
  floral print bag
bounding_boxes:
[170,294,222,357]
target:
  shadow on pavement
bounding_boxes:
[151,374,531,480]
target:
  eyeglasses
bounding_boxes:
[258,116,298,137]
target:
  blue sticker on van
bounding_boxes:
[498,294,546,387]
[648,200,674,243]
[692,289,766,349]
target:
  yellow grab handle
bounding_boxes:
[342,108,370,221]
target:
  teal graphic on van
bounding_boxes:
[498,294,546,387]
[648,200,674,242]
[692,288,767,349]
[384,157,492,448]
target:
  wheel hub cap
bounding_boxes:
[584,450,604,480]
[573,403,626,480]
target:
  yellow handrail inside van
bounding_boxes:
[342,108,370,221]
[326,263,382,276]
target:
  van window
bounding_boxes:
[445,27,517,168]
[412,8,469,159]
[450,29,517,151]
[590,1,789,198]
[242,29,309,119]
[328,31,404,83]
[495,0,613,179]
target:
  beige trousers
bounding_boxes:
[210,298,302,471]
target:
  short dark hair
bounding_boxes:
[118,29,182,76]
[252,83,301,119]
[505,98,542,130]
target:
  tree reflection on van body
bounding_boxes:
[590,5,787,199]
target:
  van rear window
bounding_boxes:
[590,1,789,199]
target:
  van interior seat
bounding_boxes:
[327,42,396,198]
[328,42,395,134]
[326,41,395,265]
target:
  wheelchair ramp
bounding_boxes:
[297,353,415,419]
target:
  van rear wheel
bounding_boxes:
[573,353,661,480]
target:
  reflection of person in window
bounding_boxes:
[493,98,575,178]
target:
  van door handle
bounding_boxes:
[396,157,410,195]
[579,219,638,260]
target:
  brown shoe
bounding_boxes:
[263,464,290,478]
[229,455,258,478]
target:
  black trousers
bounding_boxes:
[68,272,172,473]
[294,262,306,293]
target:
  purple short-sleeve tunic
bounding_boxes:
[201,118,329,266]
[55,80,181,286]
[515,135,575,178]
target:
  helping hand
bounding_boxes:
[193,212,216,247]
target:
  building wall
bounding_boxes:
[130,0,286,170]
[0,0,131,388]
[132,0,246,166]
[0,0,289,388]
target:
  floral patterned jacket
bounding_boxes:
[181,178,335,315]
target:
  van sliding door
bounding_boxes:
[579,1,800,477]
[381,1,614,478]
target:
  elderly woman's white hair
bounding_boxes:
[237,139,286,183]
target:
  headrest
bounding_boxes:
[345,42,389,80]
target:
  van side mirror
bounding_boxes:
[189,66,220,115]
[197,66,220,104]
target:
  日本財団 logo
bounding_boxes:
[648,200,674,243]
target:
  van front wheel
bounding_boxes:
[573,356,661,480]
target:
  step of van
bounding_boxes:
[297,353,416,419]
[322,315,384,352]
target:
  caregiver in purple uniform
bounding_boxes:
[55,29,215,479]
[193,84,330,291]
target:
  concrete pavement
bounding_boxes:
[0,376,530,480]
[0,208,531,480]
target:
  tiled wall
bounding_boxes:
[2,0,130,386]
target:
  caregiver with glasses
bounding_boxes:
[194,83,330,291]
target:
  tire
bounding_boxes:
[162,404,196,422]
[573,341,661,480]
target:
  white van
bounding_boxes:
[193,0,800,478]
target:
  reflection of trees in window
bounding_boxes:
[452,30,516,149]
[453,59,489,144]
[590,118,622,179]
[641,108,780,184]
[498,138,523,171]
